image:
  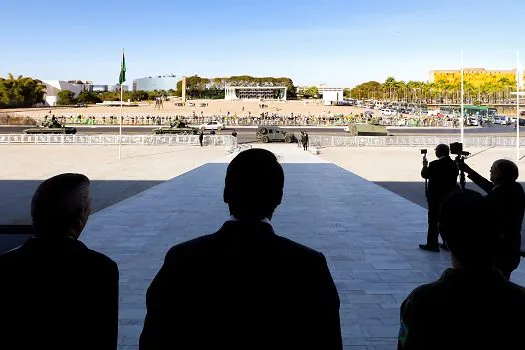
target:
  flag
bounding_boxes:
[119,50,126,85]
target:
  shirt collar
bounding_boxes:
[228,215,271,224]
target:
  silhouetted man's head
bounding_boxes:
[439,190,499,270]
[31,173,92,239]
[490,159,519,185]
[224,149,284,221]
[435,144,450,158]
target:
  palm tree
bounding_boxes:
[384,77,397,101]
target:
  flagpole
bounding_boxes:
[460,49,464,144]
[517,50,520,162]
[118,49,124,160]
[119,82,123,159]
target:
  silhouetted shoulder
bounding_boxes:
[83,247,119,273]
[164,234,216,263]
[0,240,118,277]
[271,233,325,260]
[403,277,444,303]
[163,230,324,264]
[505,280,525,296]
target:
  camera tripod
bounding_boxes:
[422,153,428,196]
[455,154,467,190]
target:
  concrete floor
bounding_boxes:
[3,144,525,349]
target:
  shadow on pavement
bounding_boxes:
[0,179,165,252]
[374,180,525,243]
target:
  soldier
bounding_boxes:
[302,131,309,151]
[231,129,238,138]
[199,130,204,147]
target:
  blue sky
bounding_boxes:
[2,0,524,87]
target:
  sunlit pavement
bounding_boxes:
[74,144,525,349]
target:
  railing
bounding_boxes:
[1,134,521,148]
[309,135,525,148]
[0,134,237,147]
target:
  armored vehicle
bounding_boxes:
[152,119,199,135]
[256,126,297,143]
[343,123,389,136]
[23,118,77,135]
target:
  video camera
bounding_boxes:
[450,142,470,189]
[450,142,470,157]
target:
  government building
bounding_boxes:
[224,86,287,100]
[429,68,519,87]
[132,74,178,91]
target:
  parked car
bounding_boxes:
[381,109,394,116]
[199,121,224,130]
[466,117,479,126]
[498,115,510,125]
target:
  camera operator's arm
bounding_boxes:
[467,167,495,194]
[458,162,494,194]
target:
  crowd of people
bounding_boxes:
[4,111,475,128]
[1,148,525,350]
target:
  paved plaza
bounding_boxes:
[3,144,525,349]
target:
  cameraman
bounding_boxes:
[458,159,525,279]
[420,144,459,252]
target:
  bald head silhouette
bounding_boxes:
[31,173,92,238]
[224,149,284,221]
[490,159,519,185]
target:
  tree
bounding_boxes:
[76,90,102,104]
[98,91,119,101]
[56,90,76,105]
[303,86,319,99]
[130,90,149,101]
[0,74,46,108]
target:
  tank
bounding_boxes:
[23,118,77,135]
[152,120,199,135]
[345,123,389,136]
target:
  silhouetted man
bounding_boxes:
[199,129,204,146]
[0,174,119,350]
[302,131,309,151]
[399,190,525,349]
[459,159,525,279]
[140,148,342,350]
[232,129,238,138]
[420,144,458,252]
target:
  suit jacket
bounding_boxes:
[398,268,525,350]
[0,237,119,350]
[139,220,342,350]
[421,156,458,205]
[468,169,525,268]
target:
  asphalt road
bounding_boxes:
[0,125,523,139]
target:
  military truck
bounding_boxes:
[343,123,389,136]
[23,117,77,135]
[256,126,297,143]
[152,120,199,135]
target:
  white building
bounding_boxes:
[108,85,129,92]
[132,75,178,91]
[224,86,287,101]
[318,86,344,106]
[42,80,87,106]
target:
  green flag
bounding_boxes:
[119,50,126,85]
